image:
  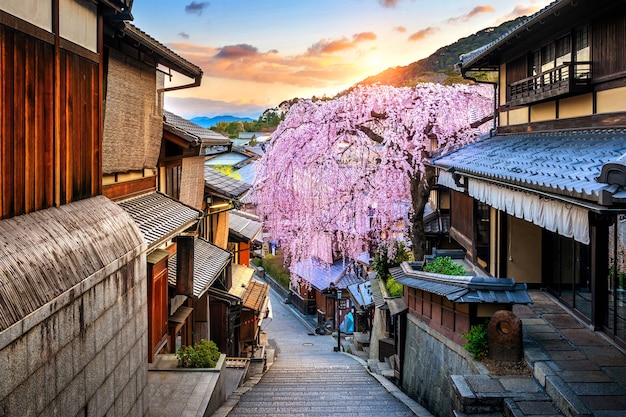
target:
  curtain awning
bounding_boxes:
[439,170,590,244]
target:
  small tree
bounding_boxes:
[176,339,221,368]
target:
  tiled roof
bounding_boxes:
[369,272,385,308]
[117,192,201,250]
[204,166,251,199]
[348,280,375,309]
[229,210,262,242]
[432,130,626,204]
[168,238,231,298]
[120,23,202,79]
[291,258,364,291]
[242,279,270,311]
[390,262,532,304]
[0,196,143,332]
[230,263,255,299]
[163,111,231,144]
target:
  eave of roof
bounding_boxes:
[460,0,568,71]
[168,238,232,299]
[229,210,262,242]
[117,192,202,250]
[291,258,364,291]
[204,167,251,199]
[117,22,202,80]
[163,111,231,146]
[432,129,626,207]
[391,262,532,304]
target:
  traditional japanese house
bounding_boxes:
[99,20,232,365]
[290,257,365,331]
[0,1,150,415]
[207,260,270,356]
[433,0,626,347]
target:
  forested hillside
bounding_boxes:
[356,17,525,87]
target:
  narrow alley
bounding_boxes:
[218,286,429,417]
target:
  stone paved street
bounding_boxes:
[224,287,424,417]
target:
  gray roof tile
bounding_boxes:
[390,262,532,304]
[291,258,364,291]
[163,111,231,143]
[117,192,202,249]
[432,130,626,203]
[168,237,231,298]
[229,210,262,242]
[204,166,251,199]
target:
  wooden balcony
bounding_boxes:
[508,62,592,106]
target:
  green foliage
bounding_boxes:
[372,241,412,282]
[462,323,488,359]
[210,111,283,136]
[255,254,291,289]
[213,165,241,180]
[386,277,404,297]
[423,256,466,276]
[176,339,221,368]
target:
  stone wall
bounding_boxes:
[0,254,147,417]
[402,314,482,417]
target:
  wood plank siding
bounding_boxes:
[593,13,626,80]
[0,23,100,220]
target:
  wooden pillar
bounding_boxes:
[590,213,611,330]
[176,233,194,296]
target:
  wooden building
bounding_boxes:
[433,0,626,347]
[0,1,151,415]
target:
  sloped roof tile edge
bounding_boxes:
[460,0,566,69]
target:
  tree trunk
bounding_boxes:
[409,165,436,262]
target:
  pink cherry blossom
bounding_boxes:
[254,83,493,267]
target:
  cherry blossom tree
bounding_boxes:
[254,83,493,266]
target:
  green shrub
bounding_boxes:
[176,339,221,368]
[386,277,403,297]
[462,324,488,359]
[253,254,291,289]
[423,256,466,276]
[372,241,413,282]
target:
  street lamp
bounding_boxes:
[334,289,342,352]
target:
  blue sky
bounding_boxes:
[131,0,552,119]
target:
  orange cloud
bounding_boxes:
[447,5,495,24]
[408,27,439,42]
[379,0,399,7]
[307,32,377,55]
[393,26,407,33]
[167,41,362,88]
[497,4,542,23]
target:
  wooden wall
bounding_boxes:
[0,23,100,219]
[593,13,626,79]
[405,287,471,347]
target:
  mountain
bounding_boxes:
[356,16,526,88]
[191,115,254,128]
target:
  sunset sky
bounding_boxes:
[131,0,553,119]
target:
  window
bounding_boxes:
[555,35,571,67]
[575,26,590,62]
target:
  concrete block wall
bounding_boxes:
[402,314,482,417]
[0,249,148,417]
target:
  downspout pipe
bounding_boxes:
[461,67,498,137]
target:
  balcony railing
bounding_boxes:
[508,61,592,106]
